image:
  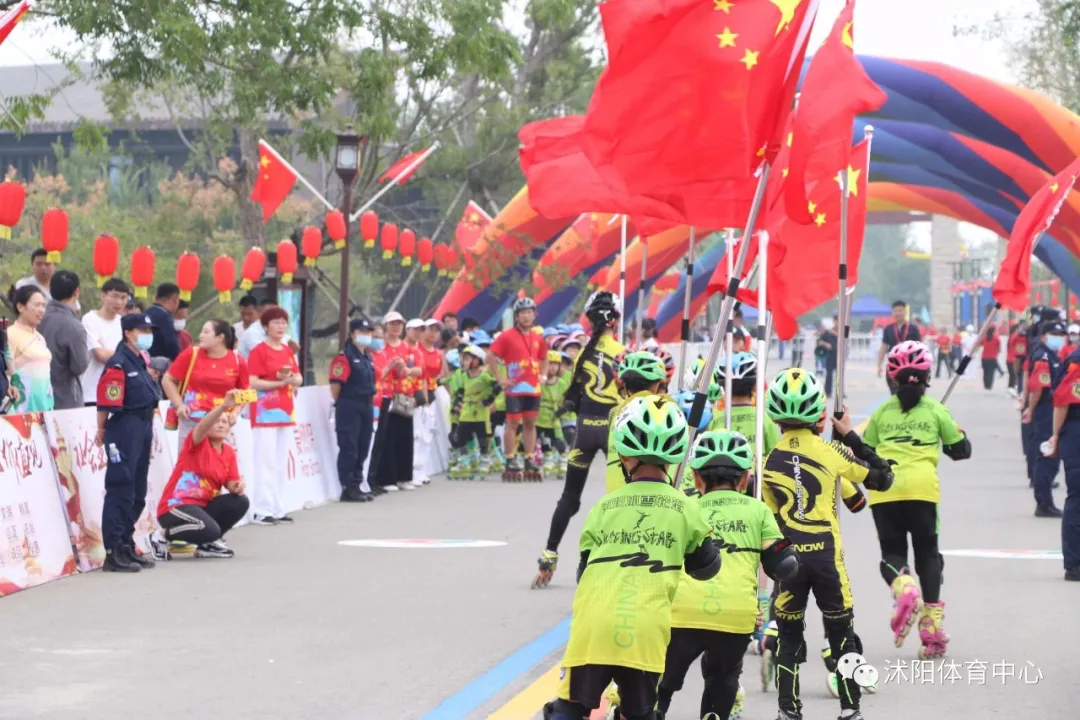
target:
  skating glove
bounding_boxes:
[842,483,868,513]
[942,433,972,461]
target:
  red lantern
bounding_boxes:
[301,226,322,267]
[1071,293,1078,308]
[40,208,69,263]
[1052,279,1061,296]
[380,223,399,260]
[398,229,416,267]
[277,239,298,284]
[360,211,379,249]
[175,252,201,301]
[446,246,460,272]
[240,247,266,291]
[434,244,447,277]
[213,255,236,303]
[326,210,347,250]
[93,234,119,287]
[0,181,26,241]
[417,237,434,271]
[131,246,156,299]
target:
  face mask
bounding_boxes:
[353,333,372,348]
[174,319,186,331]
[1046,336,1066,352]
[135,333,154,350]
[1070,335,1079,344]
[370,338,385,352]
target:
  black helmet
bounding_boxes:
[512,297,537,314]
[585,291,621,329]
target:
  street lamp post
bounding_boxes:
[334,125,363,349]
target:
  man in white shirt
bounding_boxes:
[81,278,130,406]
[14,249,54,300]
[233,294,261,339]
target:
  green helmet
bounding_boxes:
[690,363,723,403]
[690,430,754,471]
[619,351,667,384]
[766,368,826,425]
[613,394,689,466]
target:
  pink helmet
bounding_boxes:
[547,333,568,349]
[887,340,933,379]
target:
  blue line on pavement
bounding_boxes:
[419,616,571,720]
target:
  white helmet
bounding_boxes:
[461,345,486,363]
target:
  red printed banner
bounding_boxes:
[0,414,77,597]
[46,409,175,571]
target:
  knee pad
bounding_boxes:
[822,612,857,656]
[775,619,807,664]
[556,493,582,517]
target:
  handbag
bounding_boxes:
[165,348,199,430]
[389,392,416,417]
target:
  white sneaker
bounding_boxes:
[420,477,432,485]
[384,484,399,492]
[398,482,416,491]
[411,479,425,488]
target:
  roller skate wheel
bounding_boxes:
[531,571,552,589]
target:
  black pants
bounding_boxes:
[539,427,567,454]
[657,628,751,718]
[1034,414,1060,507]
[1007,362,1018,389]
[871,500,943,602]
[1060,423,1080,571]
[335,398,374,491]
[546,418,610,552]
[935,353,953,378]
[367,398,414,488]
[158,494,250,544]
[101,412,152,551]
[981,358,999,390]
[452,421,489,452]
[822,364,836,397]
[557,664,660,718]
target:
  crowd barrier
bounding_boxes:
[0,385,453,599]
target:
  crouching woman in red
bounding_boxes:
[157,390,250,558]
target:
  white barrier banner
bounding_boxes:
[46,408,176,570]
[0,414,77,596]
[282,387,340,511]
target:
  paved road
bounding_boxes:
[1,364,1075,719]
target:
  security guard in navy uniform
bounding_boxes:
[1025,319,1066,518]
[96,313,161,572]
[330,318,377,503]
[1021,306,1061,488]
[1049,344,1080,581]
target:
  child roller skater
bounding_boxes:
[604,352,670,493]
[449,346,501,479]
[659,430,799,720]
[539,350,572,479]
[761,368,894,720]
[864,341,971,659]
[534,292,624,588]
[445,349,466,476]
[542,394,720,720]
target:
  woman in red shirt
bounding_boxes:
[246,307,303,524]
[411,320,445,487]
[366,312,422,493]
[156,390,249,558]
[164,319,250,448]
[980,328,1003,391]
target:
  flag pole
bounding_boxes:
[258,138,335,211]
[677,227,697,386]
[941,302,1001,405]
[755,231,770,499]
[636,235,648,346]
[724,230,736,429]
[349,142,441,222]
[619,215,628,344]
[673,163,772,484]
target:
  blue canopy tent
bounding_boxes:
[850,295,893,318]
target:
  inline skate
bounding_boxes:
[531,549,558,588]
[503,454,524,482]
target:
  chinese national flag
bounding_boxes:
[581,0,819,229]
[993,156,1080,311]
[250,141,298,222]
[519,115,684,230]
[0,1,30,48]
[783,0,886,224]
[706,236,761,302]
[768,139,870,340]
[455,201,492,273]
[379,145,433,185]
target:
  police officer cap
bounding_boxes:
[349,318,374,333]
[121,313,154,331]
[1041,320,1066,335]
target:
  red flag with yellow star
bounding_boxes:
[581,0,820,229]
[455,200,492,255]
[783,0,885,225]
[250,140,298,222]
[994,155,1080,311]
[768,139,869,340]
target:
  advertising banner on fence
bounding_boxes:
[46,408,175,571]
[0,414,77,597]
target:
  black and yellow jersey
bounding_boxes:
[762,428,870,554]
[567,333,625,419]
